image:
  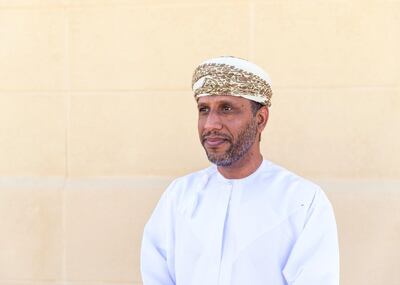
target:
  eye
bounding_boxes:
[198,106,209,113]
[222,105,232,112]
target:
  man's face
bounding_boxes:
[197,96,258,167]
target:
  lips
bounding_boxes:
[205,137,225,146]
[203,135,230,148]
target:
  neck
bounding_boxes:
[217,151,263,179]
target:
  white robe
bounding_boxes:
[141,160,339,285]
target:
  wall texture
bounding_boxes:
[0,0,399,285]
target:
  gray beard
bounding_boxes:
[204,119,258,167]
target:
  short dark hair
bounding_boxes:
[250,101,264,116]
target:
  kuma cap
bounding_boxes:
[192,56,272,107]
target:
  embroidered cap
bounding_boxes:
[192,56,273,107]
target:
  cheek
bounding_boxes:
[226,120,241,132]
[198,115,207,128]
[198,118,204,134]
[230,119,251,137]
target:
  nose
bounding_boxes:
[202,110,223,131]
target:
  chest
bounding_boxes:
[173,183,298,285]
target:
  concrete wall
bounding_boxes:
[0,0,399,284]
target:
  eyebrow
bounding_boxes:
[217,100,243,108]
[200,99,237,105]
[197,99,244,109]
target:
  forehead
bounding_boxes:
[197,95,251,107]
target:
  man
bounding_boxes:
[141,56,339,285]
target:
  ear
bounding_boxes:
[256,106,269,132]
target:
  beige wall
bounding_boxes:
[0,1,399,285]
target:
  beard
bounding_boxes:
[201,118,258,167]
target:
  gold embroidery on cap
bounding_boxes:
[192,63,272,107]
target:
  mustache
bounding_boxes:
[201,131,232,143]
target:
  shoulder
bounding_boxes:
[168,165,216,190]
[163,165,217,204]
[259,160,326,215]
[260,160,321,194]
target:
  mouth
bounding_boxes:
[203,136,229,148]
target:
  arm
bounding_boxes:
[141,188,176,285]
[283,189,340,285]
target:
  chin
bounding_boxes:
[206,149,226,158]
[206,144,229,153]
